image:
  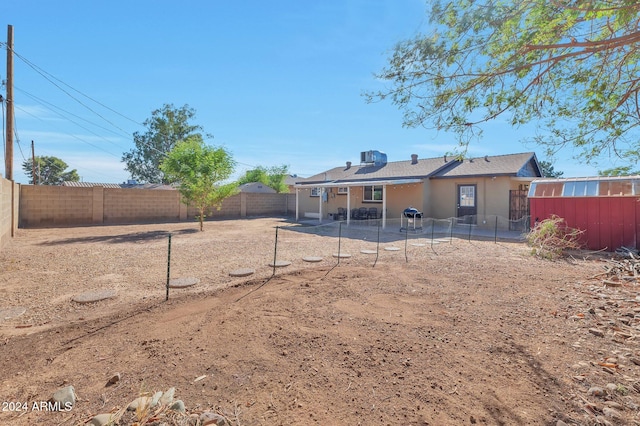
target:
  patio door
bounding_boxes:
[457,184,477,224]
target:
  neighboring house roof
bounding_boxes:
[286,174,306,186]
[61,182,175,190]
[238,182,277,193]
[297,152,541,186]
[61,182,123,188]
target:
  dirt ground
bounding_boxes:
[1,217,640,425]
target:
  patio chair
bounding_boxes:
[367,207,378,219]
[351,208,360,220]
[358,207,368,220]
[337,207,347,220]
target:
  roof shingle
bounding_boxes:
[298,152,539,185]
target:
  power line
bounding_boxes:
[10,48,144,127]
[15,85,131,139]
[6,47,172,158]
[12,108,26,163]
[6,45,138,137]
[32,145,128,182]
[1,44,241,180]
[14,104,122,159]
[15,86,130,152]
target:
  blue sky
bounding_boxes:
[1,0,617,184]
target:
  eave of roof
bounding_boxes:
[295,178,423,188]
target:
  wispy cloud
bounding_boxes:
[14,104,61,121]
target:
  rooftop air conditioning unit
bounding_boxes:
[360,151,372,163]
[360,150,387,166]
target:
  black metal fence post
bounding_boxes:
[374,221,380,267]
[431,219,435,248]
[404,223,409,263]
[165,233,172,301]
[272,226,279,276]
[449,218,454,244]
[337,222,342,266]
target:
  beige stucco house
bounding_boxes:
[294,151,542,229]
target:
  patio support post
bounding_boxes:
[382,185,387,229]
[318,188,323,223]
[347,187,351,225]
[295,188,299,221]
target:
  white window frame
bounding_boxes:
[337,187,348,194]
[363,185,383,202]
[310,187,321,197]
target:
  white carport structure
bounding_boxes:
[294,178,422,229]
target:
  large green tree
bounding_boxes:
[368,1,640,167]
[238,165,290,193]
[160,138,237,231]
[22,156,80,185]
[598,165,640,176]
[538,160,564,178]
[122,104,208,183]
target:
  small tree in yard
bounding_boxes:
[160,138,237,231]
[526,215,584,259]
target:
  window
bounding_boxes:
[533,182,564,197]
[599,180,633,196]
[310,187,321,197]
[563,180,598,196]
[562,181,575,196]
[363,185,383,202]
[337,187,348,194]
[586,181,598,196]
[459,185,475,206]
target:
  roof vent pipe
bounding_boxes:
[444,155,447,163]
[346,161,352,169]
[484,155,489,162]
[411,154,418,164]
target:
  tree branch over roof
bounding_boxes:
[366,0,640,166]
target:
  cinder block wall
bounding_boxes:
[187,193,242,218]
[19,185,293,228]
[0,177,18,249]
[20,185,94,227]
[246,193,291,216]
[104,188,181,223]
[185,193,291,218]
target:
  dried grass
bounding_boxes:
[526,215,584,259]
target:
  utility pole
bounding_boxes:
[31,140,37,185]
[5,25,14,181]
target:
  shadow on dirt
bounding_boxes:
[37,228,198,245]
[475,340,568,425]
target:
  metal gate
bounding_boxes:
[509,189,529,231]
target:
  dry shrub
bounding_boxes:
[526,215,584,259]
